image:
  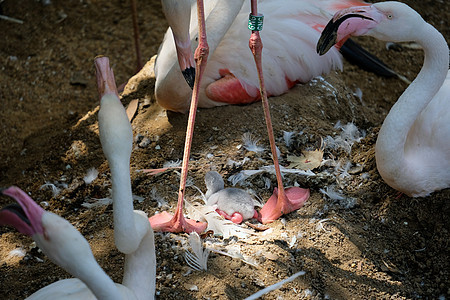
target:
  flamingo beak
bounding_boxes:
[94,56,119,100]
[182,67,196,89]
[174,40,196,89]
[0,186,45,236]
[317,5,384,55]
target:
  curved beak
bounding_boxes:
[94,56,119,101]
[174,40,196,89]
[0,186,44,236]
[317,5,384,55]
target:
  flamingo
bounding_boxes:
[0,57,157,299]
[155,0,375,112]
[0,186,155,300]
[95,56,156,297]
[317,2,450,197]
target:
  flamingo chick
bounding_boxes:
[0,187,155,300]
[205,171,258,224]
[317,2,450,197]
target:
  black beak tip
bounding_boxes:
[316,20,339,56]
[182,67,196,90]
[317,13,374,56]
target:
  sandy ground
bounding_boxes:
[0,0,449,299]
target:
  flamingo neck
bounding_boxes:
[200,0,244,55]
[109,159,144,254]
[122,222,157,300]
[75,261,123,300]
[33,225,123,300]
[375,22,449,173]
[99,95,147,254]
[161,0,191,45]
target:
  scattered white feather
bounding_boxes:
[360,172,370,180]
[184,175,195,188]
[39,182,67,197]
[311,76,338,103]
[83,167,98,184]
[228,169,263,186]
[7,248,26,259]
[227,159,239,167]
[150,187,169,208]
[263,177,272,190]
[243,271,306,300]
[319,185,357,209]
[81,197,112,208]
[353,88,363,101]
[162,160,182,168]
[242,132,265,153]
[324,122,365,154]
[289,236,297,248]
[316,218,331,232]
[275,146,281,159]
[283,131,295,147]
[227,157,250,168]
[183,233,209,271]
[319,186,346,201]
[335,160,352,180]
[265,165,316,177]
[132,194,145,203]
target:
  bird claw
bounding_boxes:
[258,186,310,224]
[149,211,207,234]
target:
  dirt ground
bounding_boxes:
[0,0,449,299]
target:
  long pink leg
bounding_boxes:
[248,0,309,224]
[148,0,208,233]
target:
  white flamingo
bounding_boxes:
[317,1,450,197]
[155,0,372,113]
[0,185,155,300]
[0,57,156,299]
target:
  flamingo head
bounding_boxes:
[204,171,225,200]
[160,0,196,89]
[94,56,119,101]
[0,186,95,272]
[317,2,425,55]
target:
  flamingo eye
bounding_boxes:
[387,14,393,19]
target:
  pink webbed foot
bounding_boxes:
[258,187,310,224]
[149,211,207,234]
[215,209,244,224]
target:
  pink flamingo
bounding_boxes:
[317,2,450,197]
[154,0,371,112]
[0,186,156,299]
